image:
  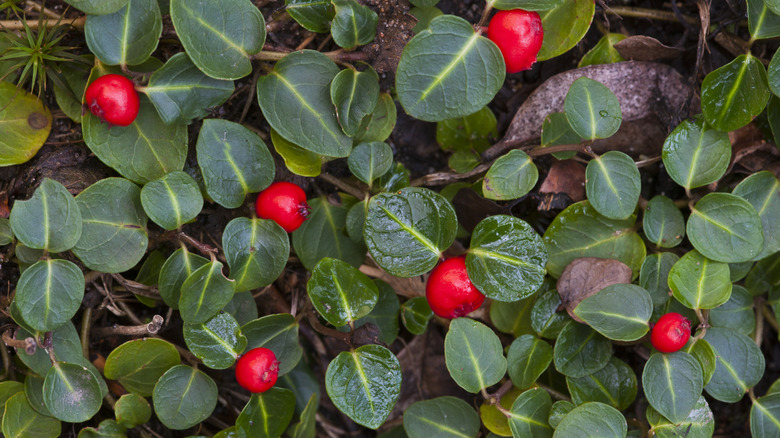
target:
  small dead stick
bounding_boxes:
[2,329,36,355]
[91,315,165,338]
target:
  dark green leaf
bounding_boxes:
[403,396,480,438]
[702,54,771,132]
[578,33,626,68]
[444,318,507,393]
[25,374,52,417]
[348,142,393,186]
[531,285,571,339]
[687,193,763,263]
[331,0,378,50]
[242,313,303,375]
[507,335,553,389]
[704,327,765,402]
[564,77,622,140]
[77,419,126,438]
[183,312,247,369]
[553,402,626,438]
[223,291,258,326]
[567,357,637,410]
[733,171,780,260]
[643,195,685,248]
[331,67,380,136]
[0,218,12,245]
[661,118,731,190]
[104,338,181,397]
[278,360,321,417]
[64,0,128,14]
[10,178,81,253]
[507,388,552,438]
[436,105,497,154]
[585,151,639,220]
[747,252,780,295]
[0,381,24,425]
[751,393,780,438]
[491,0,563,11]
[482,150,538,201]
[401,296,433,335]
[307,257,378,327]
[709,285,755,335]
[179,261,236,324]
[748,0,780,39]
[85,0,162,66]
[43,362,102,423]
[683,337,717,386]
[223,217,289,292]
[639,252,678,307]
[490,295,536,337]
[353,92,397,144]
[553,321,612,378]
[236,387,296,438]
[141,171,203,230]
[15,259,84,332]
[115,393,152,429]
[1,393,60,438]
[573,284,651,341]
[152,365,218,430]
[15,323,88,378]
[158,247,209,309]
[353,280,401,344]
[537,0,595,61]
[548,400,574,429]
[669,250,731,310]
[290,394,318,438]
[292,197,366,270]
[540,112,582,160]
[642,352,703,424]
[646,395,714,438]
[285,0,334,33]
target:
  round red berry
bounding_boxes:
[235,347,280,393]
[650,313,691,353]
[425,256,486,319]
[84,74,140,127]
[255,182,310,232]
[487,9,544,73]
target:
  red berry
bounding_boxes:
[255,182,310,232]
[84,74,140,127]
[487,9,544,73]
[650,313,691,353]
[235,347,280,393]
[425,256,486,319]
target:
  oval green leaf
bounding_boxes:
[10,178,81,253]
[183,312,247,369]
[292,197,366,270]
[2,393,61,438]
[585,151,639,220]
[158,247,209,308]
[115,393,152,429]
[537,0,595,61]
[701,54,771,132]
[444,318,507,393]
[84,0,162,67]
[709,285,755,335]
[242,313,303,376]
[490,296,536,337]
[403,396,480,438]
[348,141,393,186]
[661,118,731,190]
[236,387,296,438]
[331,0,378,50]
[271,128,324,177]
[507,334,553,390]
[541,112,582,160]
[354,92,397,144]
[331,67,379,137]
[553,320,612,378]
[0,81,52,166]
[748,0,780,39]
[152,364,218,430]
[507,387,552,438]
[704,327,765,403]
[668,250,731,310]
[553,402,626,438]
[16,259,84,332]
[285,0,334,33]
[646,395,714,438]
[307,257,379,327]
[43,362,102,423]
[567,357,637,410]
[687,192,763,263]
[141,171,203,230]
[482,149,539,201]
[400,296,433,336]
[564,77,622,140]
[223,217,289,292]
[639,252,678,307]
[642,351,703,424]
[179,260,236,324]
[751,393,780,438]
[643,195,685,248]
[733,170,780,260]
[63,0,128,14]
[104,338,181,397]
[573,284,652,341]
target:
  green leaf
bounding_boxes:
[661,118,731,190]
[531,285,571,339]
[639,252,678,307]
[77,419,126,438]
[271,129,324,177]
[196,119,275,209]
[395,15,505,122]
[747,252,780,295]
[0,218,12,245]
[704,327,766,402]
[179,261,236,324]
[183,312,247,369]
[25,374,52,417]
[353,280,401,344]
[223,217,289,292]
[553,402,626,438]
[683,337,717,386]
[436,105,497,154]
[0,381,24,425]
[444,318,507,393]
[354,92,397,144]
[236,387,296,438]
[348,142,393,186]
[278,360,321,416]
[1,393,61,438]
[257,50,352,157]
[307,257,379,327]
[537,0,595,61]
[709,285,755,335]
[331,0,378,50]
[403,396,480,438]
[564,77,622,140]
[141,171,203,230]
[242,313,303,375]
[668,250,732,310]
[507,335,553,390]
[142,52,235,124]
[377,162,411,192]
[0,81,52,166]
[573,284,651,341]
[325,344,402,429]
[15,323,87,377]
[578,33,626,68]
[15,259,84,332]
[72,178,149,273]
[223,291,258,326]
[585,151,639,220]
[482,150,539,201]
[749,0,780,39]
[646,395,714,438]
[491,0,563,11]
[285,0,334,33]
[158,247,209,308]
[43,362,102,423]
[448,151,481,173]
[702,54,770,132]
[490,296,536,337]
[52,62,89,124]
[10,179,81,253]
[63,0,128,14]
[687,193,763,263]
[543,201,646,278]
[733,171,780,260]
[290,394,318,438]
[548,400,574,429]
[115,393,152,429]
[751,393,780,438]
[364,187,457,277]
[104,338,181,397]
[85,0,162,67]
[170,0,265,79]
[466,215,547,301]
[507,388,552,438]
[292,197,366,270]
[642,352,703,424]
[401,296,433,335]
[769,49,780,97]
[331,67,380,136]
[553,321,612,378]
[567,357,637,410]
[643,195,685,248]
[152,365,218,430]
[541,112,581,160]
[83,96,187,184]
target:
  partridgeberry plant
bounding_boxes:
[1,0,780,437]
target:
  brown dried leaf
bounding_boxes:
[539,160,586,202]
[613,36,685,62]
[557,258,632,323]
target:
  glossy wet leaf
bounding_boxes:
[643,195,684,248]
[153,365,218,430]
[573,284,652,341]
[236,387,296,438]
[553,321,612,378]
[115,393,152,429]
[331,0,378,50]
[143,52,235,124]
[242,313,303,375]
[445,318,507,393]
[179,261,236,324]
[646,395,714,438]
[507,334,553,389]
[257,50,352,157]
[702,54,770,132]
[567,357,636,410]
[748,0,780,39]
[83,96,187,184]
[72,178,149,273]
[331,67,379,137]
[271,128,324,177]
[585,151,639,219]
[85,0,162,67]
[403,396,480,438]
[531,285,571,339]
[543,201,646,278]
[466,215,547,301]
[395,15,505,122]
[642,352,703,424]
[104,338,181,396]
[158,247,209,308]
[0,81,52,166]
[733,171,780,260]
[668,250,731,310]
[704,327,765,402]
[348,142,393,186]
[170,0,265,80]
[10,179,81,253]
[661,118,730,190]
[709,285,755,335]
[141,171,203,230]
[1,393,61,438]
[553,402,625,438]
[364,187,457,277]
[639,252,678,306]
[15,259,84,332]
[292,197,366,270]
[325,344,402,429]
[43,362,102,423]
[564,77,622,140]
[183,312,247,369]
[541,112,581,160]
[307,257,378,327]
[751,393,780,438]
[285,0,334,33]
[401,296,433,335]
[482,150,538,201]
[223,217,289,292]
[687,193,763,263]
[578,33,626,67]
[354,92,397,144]
[63,0,128,14]
[537,0,595,61]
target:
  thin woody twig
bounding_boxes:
[91,315,164,338]
[2,329,36,355]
